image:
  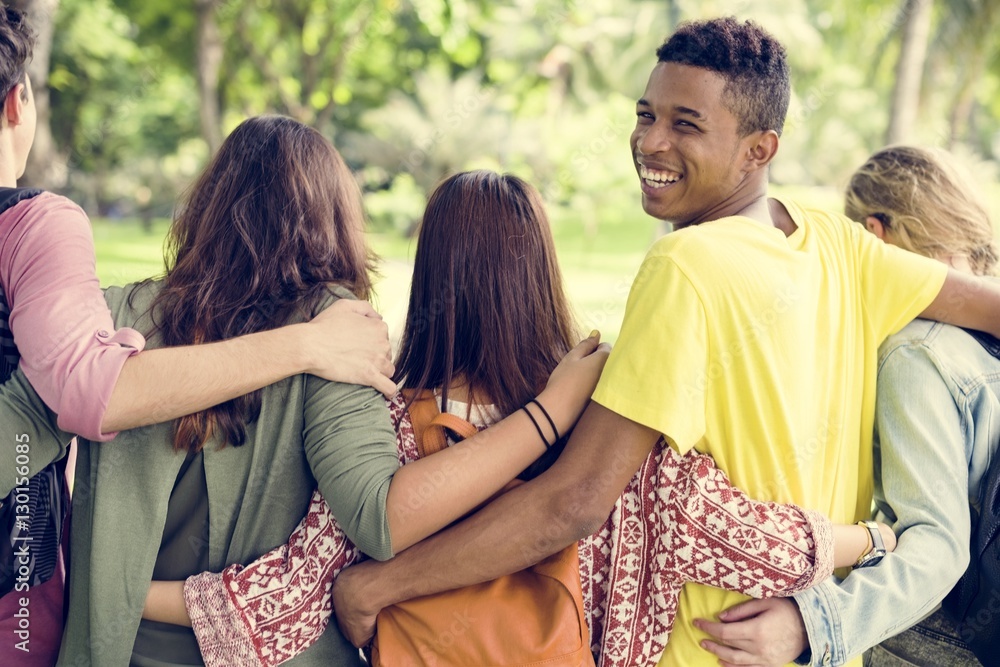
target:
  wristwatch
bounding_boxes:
[854,520,887,568]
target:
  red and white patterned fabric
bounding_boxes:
[185,394,833,667]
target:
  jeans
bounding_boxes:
[863,609,982,667]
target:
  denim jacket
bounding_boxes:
[794,319,1000,666]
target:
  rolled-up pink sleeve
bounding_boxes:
[0,193,146,441]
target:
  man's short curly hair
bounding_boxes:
[656,17,790,137]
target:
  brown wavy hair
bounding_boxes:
[845,145,998,276]
[394,171,578,448]
[150,115,375,452]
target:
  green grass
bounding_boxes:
[93,219,653,344]
[91,218,170,287]
[95,181,1000,346]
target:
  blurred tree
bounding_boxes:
[49,0,200,214]
[225,0,393,131]
[885,0,933,144]
[10,0,62,188]
[194,0,222,151]
[929,0,1000,149]
[112,0,222,151]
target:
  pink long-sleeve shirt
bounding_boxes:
[0,192,146,441]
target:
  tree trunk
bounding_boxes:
[885,0,933,145]
[666,0,681,31]
[195,0,223,152]
[9,0,63,189]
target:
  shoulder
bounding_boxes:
[0,192,89,244]
[308,284,358,319]
[879,320,999,385]
[1,191,87,226]
[103,280,162,330]
[778,197,864,248]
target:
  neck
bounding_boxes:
[944,254,974,275]
[0,137,20,187]
[678,174,775,229]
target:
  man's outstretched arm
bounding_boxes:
[332,401,660,646]
[920,268,1000,337]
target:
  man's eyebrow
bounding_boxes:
[675,106,704,119]
[635,100,705,120]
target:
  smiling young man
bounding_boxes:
[330,17,1000,666]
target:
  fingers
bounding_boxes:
[694,618,750,647]
[377,356,395,379]
[718,598,769,622]
[371,373,398,399]
[563,330,603,361]
[328,299,382,319]
[700,639,760,666]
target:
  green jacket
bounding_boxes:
[0,369,72,497]
[57,281,398,667]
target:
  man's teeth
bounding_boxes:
[639,165,681,187]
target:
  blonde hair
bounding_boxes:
[845,145,998,276]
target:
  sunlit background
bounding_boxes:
[15,0,1000,342]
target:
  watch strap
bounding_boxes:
[854,520,887,568]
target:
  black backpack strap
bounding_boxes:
[0,186,65,600]
[964,328,1000,360]
[0,187,45,382]
[0,187,44,217]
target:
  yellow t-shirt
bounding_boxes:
[590,199,948,667]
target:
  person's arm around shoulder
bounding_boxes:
[1,197,394,440]
[383,334,611,552]
[333,401,661,646]
[855,227,1000,339]
[103,295,394,434]
[921,269,1000,338]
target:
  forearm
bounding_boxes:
[921,269,1000,338]
[143,581,191,627]
[103,324,311,433]
[797,523,967,666]
[667,447,835,596]
[831,523,895,569]
[367,402,657,609]
[387,400,556,551]
[365,473,586,610]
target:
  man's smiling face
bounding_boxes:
[630,62,753,229]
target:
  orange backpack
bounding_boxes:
[370,390,595,667]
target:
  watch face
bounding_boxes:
[855,551,885,568]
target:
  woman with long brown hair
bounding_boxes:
[152,170,896,667]
[57,119,607,667]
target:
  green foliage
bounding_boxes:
[49,0,201,214]
[35,0,1000,242]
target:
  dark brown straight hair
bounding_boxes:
[150,115,375,452]
[394,170,578,422]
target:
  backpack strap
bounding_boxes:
[0,187,44,216]
[964,327,1000,360]
[0,187,44,382]
[401,389,477,458]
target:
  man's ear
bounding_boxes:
[743,129,779,172]
[4,83,25,126]
[864,215,887,240]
